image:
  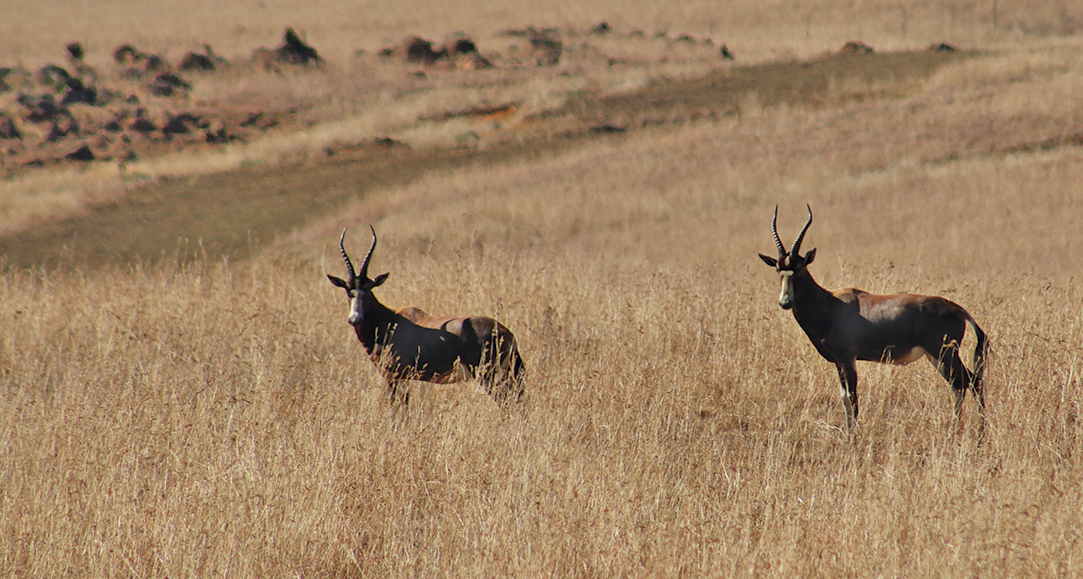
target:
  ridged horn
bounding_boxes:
[358,225,377,280]
[771,205,786,256]
[338,229,356,280]
[790,204,813,257]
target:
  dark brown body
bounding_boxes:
[760,206,987,430]
[329,227,525,409]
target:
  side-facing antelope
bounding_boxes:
[327,226,525,409]
[758,205,987,429]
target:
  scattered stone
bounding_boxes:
[114,45,141,65]
[590,123,626,134]
[0,67,15,92]
[203,120,235,144]
[60,78,98,106]
[37,65,74,91]
[47,114,80,141]
[254,28,323,70]
[17,93,62,122]
[929,42,959,52]
[0,114,21,140]
[162,113,205,135]
[589,22,611,35]
[380,35,494,69]
[447,37,494,69]
[180,52,215,72]
[140,54,168,72]
[372,136,406,149]
[65,144,94,161]
[279,28,321,64]
[443,37,478,59]
[66,42,85,61]
[114,44,168,73]
[180,45,228,72]
[148,73,191,97]
[129,112,156,133]
[380,36,444,65]
[528,29,562,66]
[839,40,875,55]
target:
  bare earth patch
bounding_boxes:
[0,37,978,269]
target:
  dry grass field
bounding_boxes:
[2,0,1083,577]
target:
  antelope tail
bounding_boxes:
[966,313,987,387]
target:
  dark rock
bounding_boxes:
[179,52,215,72]
[839,40,875,55]
[589,22,611,35]
[17,93,62,122]
[148,73,190,97]
[0,113,20,139]
[65,144,94,161]
[380,36,444,65]
[66,42,85,60]
[162,113,205,134]
[929,42,959,52]
[277,28,322,65]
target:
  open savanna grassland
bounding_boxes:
[3,0,1083,577]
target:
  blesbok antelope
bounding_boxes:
[758,205,987,430]
[327,226,525,409]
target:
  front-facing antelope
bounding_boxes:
[758,205,987,431]
[327,227,525,409]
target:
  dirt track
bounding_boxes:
[0,50,966,270]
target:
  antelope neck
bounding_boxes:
[353,293,397,354]
[788,270,834,324]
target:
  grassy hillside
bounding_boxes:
[1,0,1083,576]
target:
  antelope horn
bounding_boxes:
[790,204,813,257]
[771,205,786,256]
[338,229,356,280]
[358,225,377,279]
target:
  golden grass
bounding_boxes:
[2,205,1081,575]
[3,1,1083,576]
[4,124,1083,576]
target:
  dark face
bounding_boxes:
[760,204,817,310]
[327,272,388,325]
[758,249,816,310]
[329,225,387,326]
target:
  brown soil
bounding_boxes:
[0,50,969,270]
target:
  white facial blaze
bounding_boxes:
[348,291,364,325]
[779,270,795,307]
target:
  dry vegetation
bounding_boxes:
[2,0,1083,577]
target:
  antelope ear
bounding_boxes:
[804,248,816,265]
[758,254,778,267]
[327,274,349,289]
[372,272,389,287]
